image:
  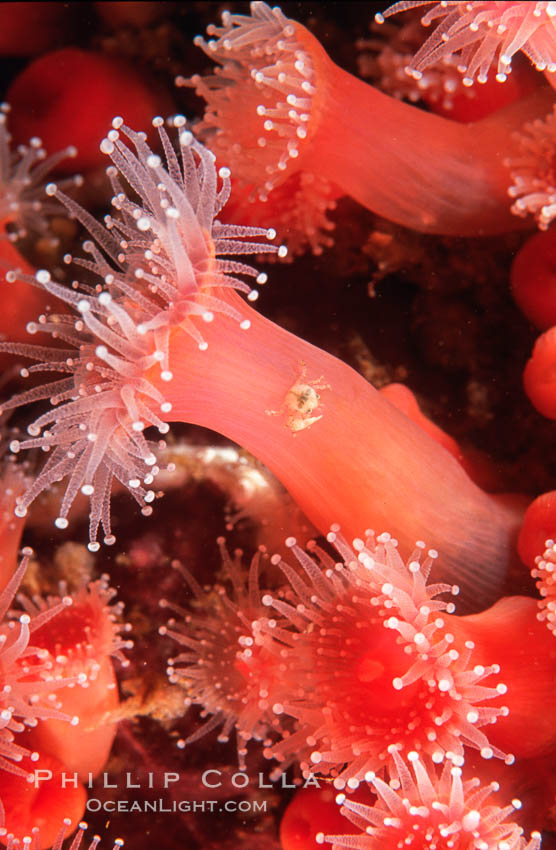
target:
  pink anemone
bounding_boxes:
[185,2,553,238]
[317,747,541,850]
[377,2,556,85]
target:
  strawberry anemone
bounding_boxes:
[0,551,81,777]
[0,103,78,348]
[160,542,283,767]
[167,528,556,785]
[443,594,556,760]
[280,785,374,850]
[0,116,281,552]
[377,2,556,85]
[0,117,522,609]
[19,574,131,778]
[185,1,553,238]
[215,170,342,259]
[531,540,556,635]
[358,15,540,123]
[0,752,87,850]
[6,48,173,175]
[244,530,511,788]
[316,747,542,850]
[506,103,556,231]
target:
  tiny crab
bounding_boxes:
[267,362,330,433]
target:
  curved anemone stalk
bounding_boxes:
[185,1,555,237]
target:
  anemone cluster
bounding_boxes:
[0,2,555,850]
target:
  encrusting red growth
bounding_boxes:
[518,490,556,568]
[316,747,541,850]
[6,49,173,174]
[185,2,554,238]
[20,576,131,778]
[377,2,556,86]
[511,228,556,329]
[0,753,86,850]
[523,325,556,418]
[0,117,523,610]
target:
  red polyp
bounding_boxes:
[523,325,556,418]
[30,585,116,659]
[0,752,86,850]
[23,654,119,780]
[0,119,524,610]
[161,545,285,768]
[6,48,172,173]
[20,579,129,779]
[189,3,554,237]
[0,552,89,779]
[164,530,513,787]
[511,228,556,329]
[518,490,556,568]
[507,104,556,231]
